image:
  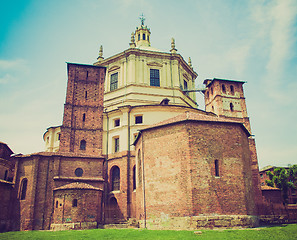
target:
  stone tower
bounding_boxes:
[59,63,106,156]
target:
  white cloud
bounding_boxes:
[250,0,297,103]
[0,59,28,70]
[267,0,296,74]
[0,73,16,84]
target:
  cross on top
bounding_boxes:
[139,13,145,26]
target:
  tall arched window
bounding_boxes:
[20,178,28,200]
[85,91,88,99]
[83,113,86,122]
[111,166,120,191]
[4,170,8,181]
[80,140,86,150]
[230,85,234,95]
[222,84,226,93]
[72,199,78,207]
[215,160,220,177]
[133,165,136,190]
[143,33,146,40]
[138,150,142,186]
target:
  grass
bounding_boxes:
[1,224,297,240]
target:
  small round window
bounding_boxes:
[75,168,83,177]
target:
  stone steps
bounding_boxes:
[102,219,140,229]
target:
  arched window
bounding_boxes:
[133,165,136,190]
[109,197,117,206]
[143,33,146,40]
[4,170,8,181]
[80,140,86,150]
[222,84,226,93]
[215,160,220,177]
[230,102,234,112]
[56,201,59,208]
[212,106,214,112]
[111,166,120,191]
[20,178,28,200]
[85,91,88,99]
[83,113,86,122]
[138,150,142,186]
[230,85,234,95]
[138,34,140,41]
[72,199,78,207]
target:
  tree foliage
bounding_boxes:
[266,165,297,205]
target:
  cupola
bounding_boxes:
[134,14,151,47]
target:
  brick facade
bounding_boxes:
[59,63,105,156]
[0,64,269,231]
[11,153,105,231]
[133,113,258,228]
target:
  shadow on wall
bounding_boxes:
[105,197,124,224]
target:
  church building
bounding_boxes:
[0,18,263,231]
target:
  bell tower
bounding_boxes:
[203,78,251,133]
[59,63,106,155]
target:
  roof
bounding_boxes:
[13,151,105,159]
[259,165,276,172]
[54,182,103,191]
[203,78,246,87]
[66,62,107,68]
[135,45,163,52]
[94,48,198,78]
[133,111,250,145]
[0,141,14,155]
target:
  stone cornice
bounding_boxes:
[94,48,198,78]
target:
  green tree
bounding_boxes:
[266,165,297,205]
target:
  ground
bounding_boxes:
[1,224,297,240]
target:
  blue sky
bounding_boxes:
[0,0,296,168]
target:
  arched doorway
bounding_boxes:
[107,197,123,223]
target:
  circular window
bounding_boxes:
[75,168,83,177]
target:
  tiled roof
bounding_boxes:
[54,182,103,191]
[141,111,245,132]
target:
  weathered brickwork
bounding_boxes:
[10,152,105,231]
[134,118,257,228]
[0,181,14,232]
[59,63,105,156]
[104,151,137,223]
[0,64,270,231]
[52,187,103,228]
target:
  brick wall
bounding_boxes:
[135,120,257,223]
[12,153,104,231]
[59,63,105,156]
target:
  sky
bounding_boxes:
[0,0,296,168]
